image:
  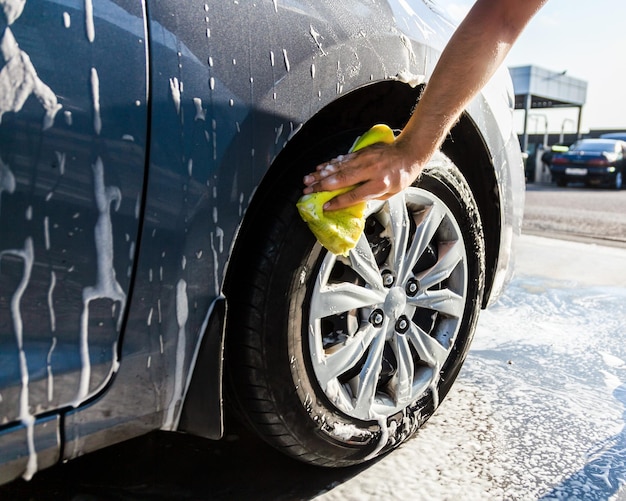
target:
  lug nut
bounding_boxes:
[395,316,409,334]
[381,270,395,288]
[406,278,419,297]
[369,309,384,327]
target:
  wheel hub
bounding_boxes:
[383,286,407,322]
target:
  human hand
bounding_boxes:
[302,139,422,211]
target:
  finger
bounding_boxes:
[304,156,352,186]
[302,175,343,195]
[303,146,391,194]
[304,164,366,194]
[303,164,333,188]
[323,181,388,211]
[303,161,363,194]
[317,153,352,171]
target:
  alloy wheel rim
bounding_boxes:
[308,188,469,421]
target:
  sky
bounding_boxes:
[442,0,626,134]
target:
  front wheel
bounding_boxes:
[226,148,485,467]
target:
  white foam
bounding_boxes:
[210,232,220,296]
[47,271,56,332]
[43,216,50,250]
[0,156,16,217]
[74,158,126,405]
[46,337,57,402]
[0,28,61,130]
[84,0,94,42]
[169,77,181,114]
[54,151,66,175]
[309,25,327,55]
[90,68,101,135]
[193,97,205,121]
[0,238,38,480]
[163,279,188,429]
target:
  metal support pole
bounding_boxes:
[576,106,583,140]
[521,93,531,153]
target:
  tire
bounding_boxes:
[225,138,485,467]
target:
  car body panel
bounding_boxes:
[0,0,148,480]
[0,0,524,484]
[0,414,59,485]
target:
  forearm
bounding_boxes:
[397,0,547,169]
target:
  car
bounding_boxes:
[0,0,525,485]
[550,138,626,189]
[540,144,569,168]
[600,132,626,142]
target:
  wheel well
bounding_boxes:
[440,114,502,306]
[225,80,501,305]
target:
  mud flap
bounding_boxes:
[178,298,226,440]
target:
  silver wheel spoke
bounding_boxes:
[317,324,378,387]
[394,334,415,405]
[400,202,446,281]
[409,288,465,318]
[311,283,385,319]
[354,327,387,416]
[325,378,355,414]
[387,193,410,274]
[415,239,463,291]
[349,234,385,291]
[407,322,448,368]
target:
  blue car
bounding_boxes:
[0,0,524,484]
[550,138,626,189]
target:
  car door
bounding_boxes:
[0,0,148,425]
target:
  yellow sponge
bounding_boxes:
[296,124,395,256]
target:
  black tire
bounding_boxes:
[225,137,485,467]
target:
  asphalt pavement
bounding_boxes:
[523,183,626,248]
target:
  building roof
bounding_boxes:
[509,65,587,109]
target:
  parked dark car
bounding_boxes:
[550,139,626,189]
[0,0,525,485]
